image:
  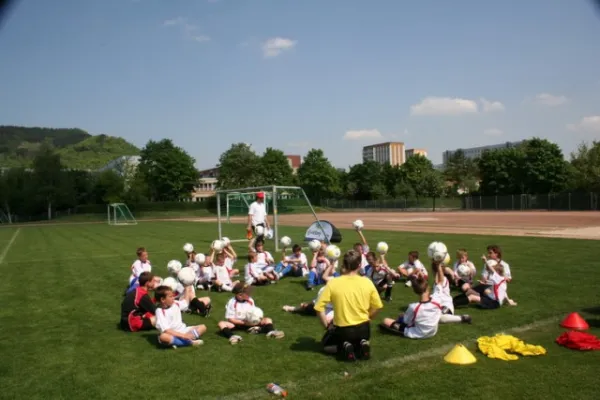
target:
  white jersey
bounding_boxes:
[188,261,200,278]
[400,259,427,276]
[402,300,442,339]
[198,265,213,283]
[256,251,274,268]
[129,259,151,282]
[285,253,308,268]
[213,265,232,285]
[481,260,511,281]
[367,265,390,285]
[432,276,454,313]
[486,271,507,304]
[244,262,263,284]
[156,302,187,333]
[225,297,256,320]
[224,257,235,273]
[174,282,185,300]
[248,201,267,226]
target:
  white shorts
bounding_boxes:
[220,282,234,292]
[245,274,264,285]
[262,266,274,274]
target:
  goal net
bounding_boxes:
[107,203,138,225]
[216,185,328,252]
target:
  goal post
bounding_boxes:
[107,203,138,225]
[216,185,329,252]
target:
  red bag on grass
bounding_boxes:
[556,331,600,351]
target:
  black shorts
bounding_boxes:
[379,318,407,336]
[479,296,500,309]
[473,284,491,295]
[321,321,370,350]
[300,303,316,316]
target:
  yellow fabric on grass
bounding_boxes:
[477,334,546,361]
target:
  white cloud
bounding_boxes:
[410,97,478,116]
[567,116,600,133]
[480,98,505,112]
[343,129,383,141]
[531,93,569,106]
[163,17,210,43]
[262,37,297,58]
[483,128,503,136]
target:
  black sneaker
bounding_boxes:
[202,303,212,318]
[343,341,356,362]
[359,339,371,360]
[461,315,472,324]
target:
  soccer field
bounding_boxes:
[0,221,599,399]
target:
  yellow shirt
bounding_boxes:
[314,274,383,327]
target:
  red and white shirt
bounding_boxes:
[225,297,255,320]
[402,300,442,339]
[129,259,151,283]
[486,271,507,304]
[432,276,453,313]
[155,302,187,333]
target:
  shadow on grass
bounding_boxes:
[289,336,323,354]
[586,319,600,328]
[581,306,600,315]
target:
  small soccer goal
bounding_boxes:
[216,185,329,252]
[107,203,138,225]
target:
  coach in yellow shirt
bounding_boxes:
[314,249,383,361]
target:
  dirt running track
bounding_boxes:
[224,211,600,240]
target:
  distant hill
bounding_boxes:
[0,126,140,170]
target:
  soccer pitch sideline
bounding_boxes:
[0,221,599,400]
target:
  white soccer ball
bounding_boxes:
[308,239,322,252]
[212,239,225,252]
[353,219,364,231]
[376,241,389,254]
[221,237,230,247]
[162,276,178,292]
[432,250,447,263]
[183,243,194,253]
[194,253,206,265]
[167,260,183,275]
[427,241,448,259]
[265,228,274,240]
[245,306,264,325]
[443,253,451,264]
[177,267,196,287]
[280,236,292,248]
[325,244,341,260]
[254,225,265,236]
[456,264,471,279]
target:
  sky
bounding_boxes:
[1,0,599,170]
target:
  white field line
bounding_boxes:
[213,316,559,400]
[0,228,21,265]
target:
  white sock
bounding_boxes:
[440,314,462,324]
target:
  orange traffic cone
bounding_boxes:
[560,312,589,330]
[444,344,477,365]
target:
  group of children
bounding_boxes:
[119,228,515,352]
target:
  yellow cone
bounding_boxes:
[444,344,477,365]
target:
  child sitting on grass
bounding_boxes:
[120,271,158,332]
[431,260,472,324]
[397,250,428,287]
[217,283,285,345]
[364,252,397,302]
[453,258,516,309]
[275,244,308,278]
[306,249,332,290]
[379,273,442,339]
[154,285,207,349]
[445,249,476,292]
[245,251,276,285]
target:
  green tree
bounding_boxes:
[477,147,526,195]
[259,148,295,186]
[94,170,125,203]
[570,141,600,192]
[0,168,33,221]
[419,170,445,210]
[521,138,569,193]
[31,144,68,219]
[297,149,340,200]
[401,155,435,198]
[392,179,415,199]
[444,149,479,194]
[217,143,262,189]
[138,139,198,201]
[382,164,404,197]
[347,161,385,200]
[123,169,150,203]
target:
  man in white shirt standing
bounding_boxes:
[247,192,270,241]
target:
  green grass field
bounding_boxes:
[0,221,599,399]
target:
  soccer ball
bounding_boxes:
[245,307,264,325]
[177,267,196,287]
[443,253,451,264]
[280,236,292,248]
[265,228,274,240]
[325,244,341,260]
[167,260,183,275]
[427,241,448,259]
[163,276,178,291]
[353,219,364,231]
[212,240,225,252]
[255,226,265,236]
[456,264,471,279]
[183,243,194,253]
[432,250,447,263]
[308,239,322,252]
[376,241,389,254]
[221,237,230,247]
[194,253,206,265]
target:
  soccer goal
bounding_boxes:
[107,203,138,225]
[216,185,328,252]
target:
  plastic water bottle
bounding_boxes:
[266,383,287,397]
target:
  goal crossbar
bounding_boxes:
[216,185,328,252]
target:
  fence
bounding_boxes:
[321,197,462,211]
[462,192,600,211]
